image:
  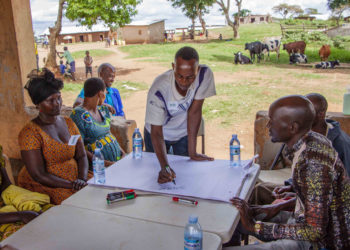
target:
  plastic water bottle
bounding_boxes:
[132,128,143,159]
[184,215,202,250]
[343,86,350,115]
[92,148,105,184]
[230,134,241,167]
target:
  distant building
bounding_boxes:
[43,20,165,45]
[344,16,350,22]
[239,15,272,24]
[294,16,316,21]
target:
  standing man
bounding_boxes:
[57,47,76,81]
[144,46,216,184]
[229,95,350,249]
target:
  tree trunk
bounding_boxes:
[45,0,66,68]
[233,0,242,39]
[191,17,195,39]
[198,11,206,35]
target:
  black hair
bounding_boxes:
[24,68,63,105]
[305,93,328,113]
[174,46,199,62]
[84,77,106,98]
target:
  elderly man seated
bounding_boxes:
[226,95,350,249]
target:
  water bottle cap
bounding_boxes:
[135,128,140,133]
[94,148,101,153]
[188,215,198,224]
[232,134,237,139]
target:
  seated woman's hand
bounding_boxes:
[102,103,116,115]
[19,211,39,224]
[72,179,87,191]
[104,160,115,167]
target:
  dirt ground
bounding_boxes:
[38,42,347,161]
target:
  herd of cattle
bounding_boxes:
[234,37,340,69]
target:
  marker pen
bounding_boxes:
[172,197,198,206]
[107,193,137,204]
[107,190,134,199]
[108,191,135,201]
[165,166,176,185]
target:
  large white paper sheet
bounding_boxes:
[88,152,258,202]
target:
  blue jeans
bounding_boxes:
[144,127,189,156]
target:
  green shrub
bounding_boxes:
[332,36,345,49]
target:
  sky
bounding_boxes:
[30,0,331,35]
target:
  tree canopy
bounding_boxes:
[65,0,140,28]
[233,8,251,17]
[272,3,303,19]
[45,0,140,68]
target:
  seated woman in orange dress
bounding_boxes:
[18,69,91,205]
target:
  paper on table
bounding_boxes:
[88,152,258,203]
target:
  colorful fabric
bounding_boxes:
[256,131,350,250]
[18,117,83,205]
[2,185,51,213]
[78,87,124,117]
[59,64,66,74]
[70,105,122,163]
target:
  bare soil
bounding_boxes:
[38,42,348,160]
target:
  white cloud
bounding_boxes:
[30,0,332,34]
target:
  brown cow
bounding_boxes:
[283,41,306,55]
[319,45,331,61]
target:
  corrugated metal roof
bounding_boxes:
[42,24,109,36]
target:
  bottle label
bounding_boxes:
[230,145,240,155]
[184,238,201,250]
[133,138,142,147]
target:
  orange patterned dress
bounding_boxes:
[18,117,90,205]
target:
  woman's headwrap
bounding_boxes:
[24,68,63,105]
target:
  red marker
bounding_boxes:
[172,197,198,206]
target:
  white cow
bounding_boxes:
[262,36,281,61]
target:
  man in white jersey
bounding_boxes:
[144,47,216,183]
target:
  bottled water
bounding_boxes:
[230,134,241,167]
[92,148,105,184]
[132,128,143,159]
[184,215,203,250]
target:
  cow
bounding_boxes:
[262,36,281,61]
[319,45,331,61]
[283,41,306,55]
[315,60,340,69]
[234,52,252,64]
[289,53,308,64]
[245,41,264,63]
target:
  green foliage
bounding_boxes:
[65,0,140,28]
[168,0,215,23]
[283,31,333,45]
[272,3,303,19]
[71,49,115,59]
[233,9,251,17]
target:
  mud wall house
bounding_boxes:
[239,15,272,24]
[43,25,110,45]
[121,20,165,44]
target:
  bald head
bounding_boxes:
[268,95,316,144]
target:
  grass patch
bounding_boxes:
[119,23,350,73]
[202,81,347,126]
[71,49,115,59]
[61,80,148,98]
[294,73,323,79]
